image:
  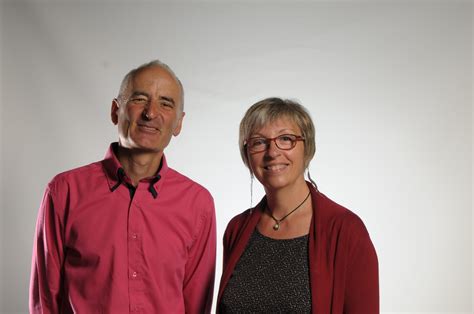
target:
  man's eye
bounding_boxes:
[161,102,174,108]
[131,98,148,104]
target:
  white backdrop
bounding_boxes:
[1,1,472,313]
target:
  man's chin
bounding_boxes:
[118,142,163,155]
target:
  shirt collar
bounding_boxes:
[102,142,169,198]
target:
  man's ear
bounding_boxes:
[172,111,185,136]
[111,98,120,125]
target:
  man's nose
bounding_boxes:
[143,100,159,120]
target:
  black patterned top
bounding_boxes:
[220,229,311,313]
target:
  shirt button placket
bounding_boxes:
[128,201,143,312]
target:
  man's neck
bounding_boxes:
[116,146,163,186]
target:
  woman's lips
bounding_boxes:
[264,164,288,172]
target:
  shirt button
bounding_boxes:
[132,271,138,278]
[131,233,138,239]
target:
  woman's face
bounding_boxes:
[247,117,306,193]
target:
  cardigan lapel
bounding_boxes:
[308,181,332,313]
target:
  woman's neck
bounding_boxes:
[264,179,310,217]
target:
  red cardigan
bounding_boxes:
[217,182,379,313]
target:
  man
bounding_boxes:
[29,60,216,313]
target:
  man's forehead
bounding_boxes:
[126,67,179,94]
[133,66,177,84]
[119,63,184,109]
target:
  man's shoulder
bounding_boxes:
[163,167,215,218]
[47,160,103,191]
[164,167,213,198]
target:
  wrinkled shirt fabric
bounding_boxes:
[30,143,216,314]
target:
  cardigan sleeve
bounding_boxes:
[343,218,379,314]
[222,215,242,271]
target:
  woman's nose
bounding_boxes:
[265,139,281,157]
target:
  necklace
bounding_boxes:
[266,191,311,231]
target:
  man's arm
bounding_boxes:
[183,190,216,314]
[29,183,66,314]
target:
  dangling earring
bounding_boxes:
[250,172,254,208]
[307,168,318,191]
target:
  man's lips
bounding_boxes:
[137,122,160,132]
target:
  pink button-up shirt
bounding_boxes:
[30,144,216,313]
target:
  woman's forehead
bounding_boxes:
[250,115,301,135]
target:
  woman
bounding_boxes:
[217,98,379,313]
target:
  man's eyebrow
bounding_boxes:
[159,96,175,105]
[130,91,150,98]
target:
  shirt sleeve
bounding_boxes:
[344,219,379,313]
[183,190,217,314]
[29,183,66,314]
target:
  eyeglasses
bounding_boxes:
[245,134,305,153]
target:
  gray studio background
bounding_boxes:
[1,1,472,313]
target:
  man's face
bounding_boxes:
[111,66,184,153]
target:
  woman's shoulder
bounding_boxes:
[225,208,254,234]
[315,191,370,236]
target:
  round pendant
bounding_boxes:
[273,223,280,230]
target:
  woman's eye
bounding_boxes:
[251,139,266,146]
[279,135,294,142]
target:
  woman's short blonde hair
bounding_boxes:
[239,97,316,171]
